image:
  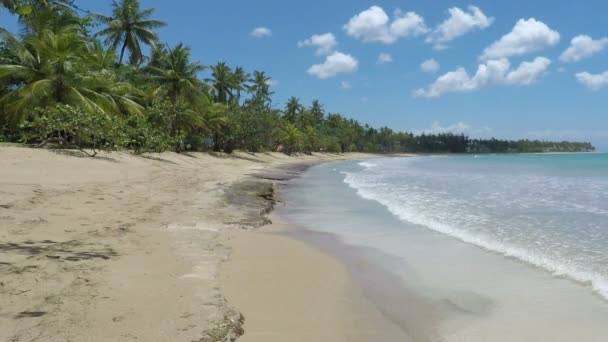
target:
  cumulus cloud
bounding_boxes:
[250,27,272,38]
[378,53,393,63]
[575,71,608,90]
[559,35,608,63]
[298,33,338,56]
[505,57,552,85]
[343,6,428,44]
[420,59,440,73]
[480,18,559,60]
[414,57,551,97]
[307,52,359,79]
[426,6,493,49]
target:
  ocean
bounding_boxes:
[279,153,608,341]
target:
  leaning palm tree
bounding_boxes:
[146,43,207,136]
[207,62,233,105]
[95,0,166,65]
[0,26,143,125]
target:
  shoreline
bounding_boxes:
[219,157,427,341]
[0,145,399,341]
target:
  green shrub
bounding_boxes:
[21,104,127,156]
[123,115,176,153]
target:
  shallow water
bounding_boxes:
[279,154,608,341]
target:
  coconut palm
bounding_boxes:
[146,43,208,136]
[230,66,248,105]
[17,3,82,36]
[278,122,302,155]
[95,0,166,65]
[207,62,233,104]
[309,99,324,126]
[283,96,301,124]
[247,70,272,104]
[200,102,227,135]
[0,27,143,125]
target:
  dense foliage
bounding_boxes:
[0,1,595,155]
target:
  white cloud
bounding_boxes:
[575,71,608,90]
[505,57,552,85]
[426,6,493,49]
[480,18,559,60]
[266,79,279,87]
[415,121,492,137]
[559,35,608,63]
[341,81,352,90]
[343,6,428,44]
[307,52,359,79]
[391,9,429,39]
[420,58,440,73]
[378,53,393,63]
[250,27,272,38]
[414,57,551,97]
[298,33,337,56]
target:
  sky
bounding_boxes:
[2,0,608,150]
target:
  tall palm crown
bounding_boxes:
[146,43,207,135]
[147,43,206,105]
[95,0,165,65]
[230,66,248,105]
[283,96,301,123]
[207,62,233,105]
[247,70,272,104]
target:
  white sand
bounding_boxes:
[0,145,395,341]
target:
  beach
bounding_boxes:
[0,145,398,341]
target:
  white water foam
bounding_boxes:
[342,170,608,301]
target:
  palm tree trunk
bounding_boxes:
[119,41,128,64]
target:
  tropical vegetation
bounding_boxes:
[0,0,595,154]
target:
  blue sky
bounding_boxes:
[2,1,608,149]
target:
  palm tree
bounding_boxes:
[0,26,143,125]
[231,66,248,105]
[283,96,301,124]
[207,62,233,104]
[146,43,207,136]
[278,122,302,155]
[95,0,166,65]
[247,70,272,104]
[200,103,227,136]
[309,99,324,126]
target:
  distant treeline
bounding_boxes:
[356,132,595,153]
[0,1,595,155]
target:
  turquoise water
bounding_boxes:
[279,153,608,341]
[349,154,608,299]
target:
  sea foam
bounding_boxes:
[342,156,608,300]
